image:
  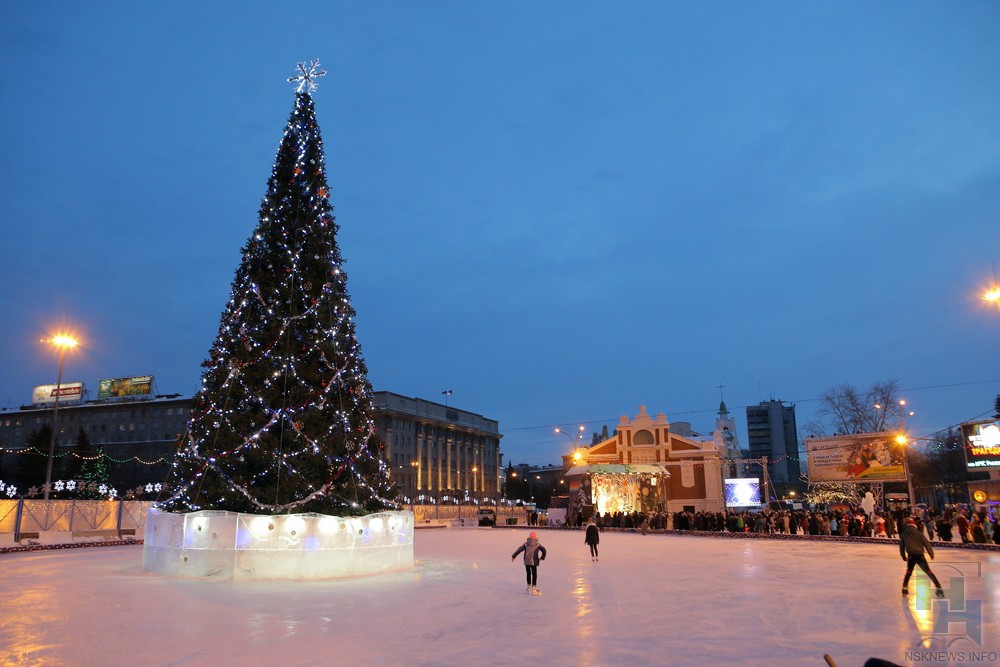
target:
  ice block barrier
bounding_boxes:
[142,507,414,580]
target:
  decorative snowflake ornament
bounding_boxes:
[288,59,327,93]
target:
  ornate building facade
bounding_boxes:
[566,405,726,515]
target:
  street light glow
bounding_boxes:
[41,331,81,501]
[50,334,79,349]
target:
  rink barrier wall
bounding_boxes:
[141,508,415,580]
[0,501,527,541]
[495,524,1000,551]
[0,499,153,546]
[0,501,531,553]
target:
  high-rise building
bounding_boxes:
[745,399,800,485]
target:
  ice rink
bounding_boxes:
[2,528,997,666]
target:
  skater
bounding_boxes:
[512,531,547,595]
[899,517,943,598]
[585,518,600,561]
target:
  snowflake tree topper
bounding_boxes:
[288,59,327,93]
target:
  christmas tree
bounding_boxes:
[62,428,111,499]
[162,61,396,516]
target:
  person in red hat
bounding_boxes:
[512,531,547,595]
[899,516,943,597]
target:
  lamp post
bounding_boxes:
[984,284,1000,314]
[876,399,916,508]
[555,425,586,448]
[42,334,79,501]
[410,460,419,502]
[556,425,587,466]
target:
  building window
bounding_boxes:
[634,429,654,446]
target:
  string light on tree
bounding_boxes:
[161,59,396,516]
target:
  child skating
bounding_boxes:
[512,531,547,595]
[899,516,944,597]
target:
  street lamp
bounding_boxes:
[409,460,419,501]
[556,424,588,463]
[876,399,916,508]
[895,434,917,510]
[42,334,79,501]
[555,425,586,447]
[984,284,1000,314]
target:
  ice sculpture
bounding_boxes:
[142,507,414,580]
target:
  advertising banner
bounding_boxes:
[805,433,907,483]
[97,375,154,399]
[31,382,84,405]
[962,420,1000,470]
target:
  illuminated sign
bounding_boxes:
[32,382,84,405]
[962,420,1000,470]
[805,434,906,483]
[97,375,154,399]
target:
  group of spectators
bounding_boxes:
[576,505,999,545]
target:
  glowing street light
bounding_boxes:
[876,399,917,508]
[557,424,590,469]
[984,285,1000,313]
[41,333,79,500]
[555,425,586,444]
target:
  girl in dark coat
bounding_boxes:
[585,518,600,561]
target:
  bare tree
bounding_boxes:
[811,380,902,436]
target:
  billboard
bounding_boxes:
[32,382,84,405]
[724,478,761,507]
[97,375,153,399]
[962,420,1000,470]
[805,433,906,483]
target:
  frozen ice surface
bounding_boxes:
[141,508,414,580]
[3,529,998,666]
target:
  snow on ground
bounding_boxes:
[1,528,998,667]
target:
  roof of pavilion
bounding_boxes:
[565,463,671,477]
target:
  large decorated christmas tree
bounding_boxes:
[162,61,396,516]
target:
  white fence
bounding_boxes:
[0,499,153,544]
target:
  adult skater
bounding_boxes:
[899,517,943,597]
[512,531,547,595]
[585,518,600,561]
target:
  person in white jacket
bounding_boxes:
[512,531,547,594]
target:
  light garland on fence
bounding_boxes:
[0,479,163,501]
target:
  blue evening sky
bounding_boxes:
[1,2,998,466]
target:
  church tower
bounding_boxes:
[713,386,742,478]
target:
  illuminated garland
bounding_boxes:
[0,478,164,500]
[0,447,170,465]
[160,62,396,515]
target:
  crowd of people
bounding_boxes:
[572,505,1000,545]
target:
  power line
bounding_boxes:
[504,379,1000,434]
